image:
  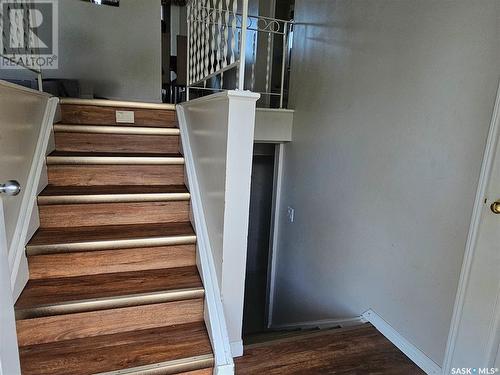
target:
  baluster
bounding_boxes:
[235,29,239,86]
[187,2,193,86]
[210,0,216,74]
[190,0,196,83]
[279,22,289,108]
[215,0,222,71]
[191,0,196,82]
[25,3,33,57]
[202,0,207,79]
[196,0,202,82]
[186,1,191,95]
[11,4,23,56]
[250,32,256,91]
[222,0,229,68]
[265,31,272,93]
[238,0,248,90]
[205,0,211,77]
[216,0,222,72]
[230,0,237,64]
[0,5,4,56]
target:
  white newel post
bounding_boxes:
[221,91,259,357]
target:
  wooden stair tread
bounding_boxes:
[19,322,213,375]
[59,98,176,110]
[28,222,195,246]
[48,150,183,158]
[39,184,189,197]
[16,266,202,310]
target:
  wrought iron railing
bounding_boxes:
[187,0,293,108]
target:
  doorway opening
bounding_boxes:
[243,143,279,340]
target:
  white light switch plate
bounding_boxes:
[287,206,295,223]
[116,110,135,124]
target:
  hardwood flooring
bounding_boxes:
[235,324,425,374]
[19,322,212,375]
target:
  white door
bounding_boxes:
[444,85,500,371]
[0,198,21,375]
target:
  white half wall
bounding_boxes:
[0,80,58,300]
[0,81,49,253]
[180,91,259,357]
[254,109,293,142]
[0,201,21,375]
[272,0,500,367]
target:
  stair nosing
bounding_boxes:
[38,192,191,205]
[54,124,180,136]
[15,287,205,320]
[27,234,197,256]
[94,354,214,375]
[47,155,185,166]
[59,98,177,111]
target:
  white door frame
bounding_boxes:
[266,142,284,328]
[0,199,21,375]
[443,79,500,372]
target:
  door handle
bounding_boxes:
[0,180,21,196]
[491,201,500,214]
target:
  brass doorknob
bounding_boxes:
[491,201,500,214]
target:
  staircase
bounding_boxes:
[15,100,214,375]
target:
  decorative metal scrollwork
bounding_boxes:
[187,0,294,108]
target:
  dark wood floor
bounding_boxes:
[235,324,425,374]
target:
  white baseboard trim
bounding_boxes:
[8,97,58,301]
[215,363,234,375]
[230,340,243,358]
[177,105,234,374]
[270,316,366,331]
[362,309,441,375]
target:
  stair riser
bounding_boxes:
[55,132,180,154]
[39,201,190,228]
[60,104,178,127]
[47,164,185,186]
[16,299,204,346]
[27,245,196,279]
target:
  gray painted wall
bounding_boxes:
[55,0,161,102]
[272,0,500,366]
[0,0,162,102]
